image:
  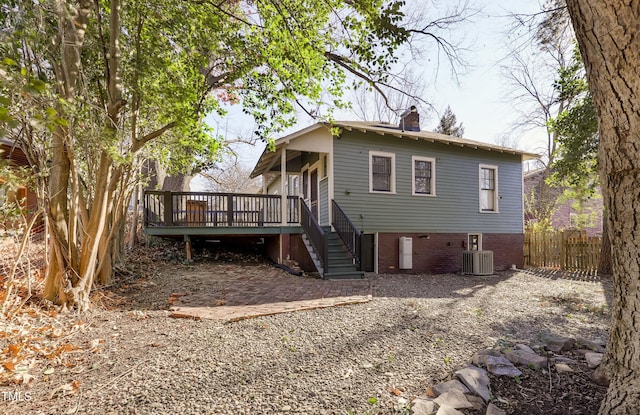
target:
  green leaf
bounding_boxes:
[1,57,18,67]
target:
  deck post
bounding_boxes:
[163,191,174,226]
[281,148,287,225]
[184,234,192,261]
[227,194,234,226]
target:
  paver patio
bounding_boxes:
[169,268,372,321]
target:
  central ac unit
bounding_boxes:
[462,250,494,275]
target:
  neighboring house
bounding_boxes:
[250,109,538,274]
[524,168,603,237]
[1,138,39,232]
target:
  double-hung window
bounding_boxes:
[479,164,498,212]
[412,156,436,196]
[369,151,395,193]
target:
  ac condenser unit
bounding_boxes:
[462,250,494,275]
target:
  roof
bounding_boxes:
[251,121,540,178]
[335,121,539,159]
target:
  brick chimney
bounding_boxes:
[399,106,420,132]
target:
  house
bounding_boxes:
[524,168,603,237]
[248,108,538,275]
[1,138,40,232]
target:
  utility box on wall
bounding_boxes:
[399,237,413,269]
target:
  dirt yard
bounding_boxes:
[0,244,611,414]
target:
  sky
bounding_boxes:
[200,0,550,188]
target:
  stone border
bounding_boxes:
[409,333,608,415]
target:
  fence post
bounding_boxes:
[560,231,567,271]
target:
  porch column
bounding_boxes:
[280,148,287,225]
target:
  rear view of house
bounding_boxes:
[251,109,538,275]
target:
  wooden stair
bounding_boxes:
[301,230,364,279]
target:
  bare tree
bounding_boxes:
[201,160,261,193]
[349,0,477,124]
[502,1,577,229]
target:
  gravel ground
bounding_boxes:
[2,258,611,415]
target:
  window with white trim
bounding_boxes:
[287,174,301,196]
[479,164,498,212]
[412,156,436,196]
[468,233,482,251]
[369,151,395,193]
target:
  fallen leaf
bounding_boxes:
[13,372,34,385]
[425,387,436,398]
[3,361,16,371]
[8,344,21,356]
[49,380,81,399]
[390,387,402,396]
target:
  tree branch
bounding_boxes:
[131,122,176,152]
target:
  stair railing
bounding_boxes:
[331,200,361,267]
[300,200,328,274]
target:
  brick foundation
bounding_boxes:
[266,234,316,273]
[377,233,523,274]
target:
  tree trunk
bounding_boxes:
[598,210,612,276]
[127,183,140,249]
[566,2,640,413]
[162,173,194,192]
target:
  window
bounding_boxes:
[322,155,328,178]
[369,151,395,193]
[287,175,300,196]
[412,156,436,196]
[468,233,482,251]
[479,164,498,212]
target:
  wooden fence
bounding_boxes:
[524,229,602,274]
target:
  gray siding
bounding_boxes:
[319,177,329,226]
[333,130,524,234]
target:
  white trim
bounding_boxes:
[479,164,499,213]
[280,149,287,224]
[411,155,436,196]
[369,150,396,194]
[467,233,483,251]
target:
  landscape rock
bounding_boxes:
[585,352,604,369]
[472,349,503,366]
[540,332,576,352]
[486,403,507,415]
[577,337,607,353]
[504,349,548,370]
[555,362,574,373]
[434,390,474,409]
[592,365,610,386]
[466,395,485,411]
[411,397,436,415]
[485,355,522,377]
[515,343,536,354]
[455,365,490,402]
[433,379,469,396]
[436,405,465,415]
[553,355,578,364]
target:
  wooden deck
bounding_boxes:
[143,191,302,237]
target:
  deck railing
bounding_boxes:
[144,191,299,227]
[300,199,328,274]
[331,200,361,267]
